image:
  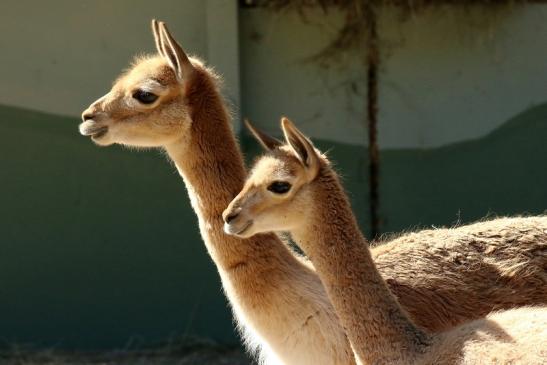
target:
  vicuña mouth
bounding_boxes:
[90,127,108,139]
[225,220,253,236]
[79,122,108,139]
[234,221,253,235]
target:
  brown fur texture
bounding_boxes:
[224,118,547,364]
[374,216,547,331]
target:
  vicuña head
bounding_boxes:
[79,20,198,148]
[223,117,325,237]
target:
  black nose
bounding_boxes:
[82,112,95,121]
[224,210,240,224]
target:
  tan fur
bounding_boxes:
[80,20,354,365]
[224,118,547,364]
[80,21,547,365]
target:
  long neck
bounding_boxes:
[292,167,431,364]
[162,70,359,365]
[163,67,295,283]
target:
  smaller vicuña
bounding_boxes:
[223,117,547,365]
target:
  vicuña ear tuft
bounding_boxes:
[245,118,282,151]
[157,21,195,81]
[281,117,320,180]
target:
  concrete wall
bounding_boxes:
[241,5,547,148]
[0,0,240,121]
[0,1,546,350]
[239,3,547,234]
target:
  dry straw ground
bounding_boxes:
[0,339,252,365]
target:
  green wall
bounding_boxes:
[379,102,547,232]
[0,105,237,349]
[2,101,545,349]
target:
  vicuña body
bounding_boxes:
[223,117,547,364]
[80,21,547,364]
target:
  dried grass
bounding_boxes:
[0,338,252,365]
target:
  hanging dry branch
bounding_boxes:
[256,0,541,60]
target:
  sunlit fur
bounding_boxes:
[80,55,192,148]
[224,118,547,364]
[80,20,355,365]
[81,21,547,365]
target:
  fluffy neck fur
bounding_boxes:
[165,68,272,269]
[163,67,354,365]
[291,164,432,364]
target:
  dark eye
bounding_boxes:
[267,181,292,194]
[133,90,158,104]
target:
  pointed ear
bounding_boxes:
[158,21,195,81]
[244,119,282,151]
[151,19,163,55]
[281,117,320,180]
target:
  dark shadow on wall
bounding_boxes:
[242,102,547,238]
[380,101,547,234]
[0,105,238,349]
[1,101,546,350]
